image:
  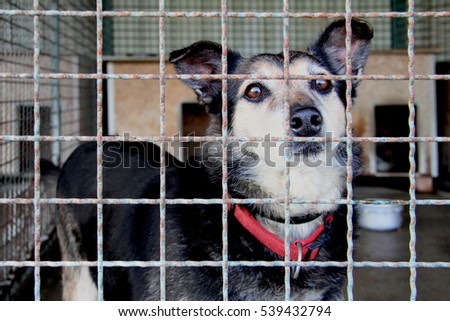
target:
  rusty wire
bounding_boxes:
[0,0,449,302]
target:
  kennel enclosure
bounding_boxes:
[0,0,450,300]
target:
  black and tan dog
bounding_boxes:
[56,19,373,300]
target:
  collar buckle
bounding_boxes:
[292,243,302,279]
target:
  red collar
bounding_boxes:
[230,204,333,261]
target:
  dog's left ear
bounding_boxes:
[309,19,373,82]
[169,41,242,108]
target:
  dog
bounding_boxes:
[56,18,373,300]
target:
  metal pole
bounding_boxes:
[51,0,61,167]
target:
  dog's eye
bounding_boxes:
[244,84,263,100]
[312,79,332,93]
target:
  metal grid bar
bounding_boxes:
[2,73,450,80]
[1,197,449,206]
[1,10,450,18]
[1,259,450,268]
[158,0,167,301]
[0,0,449,301]
[1,260,450,269]
[344,0,355,301]
[32,0,41,301]
[2,135,450,143]
[220,0,229,301]
[407,0,417,301]
[95,0,104,301]
[282,0,291,301]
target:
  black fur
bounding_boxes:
[57,19,373,300]
[58,141,350,300]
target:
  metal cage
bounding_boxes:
[0,0,449,301]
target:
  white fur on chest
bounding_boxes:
[258,214,324,243]
[249,160,345,241]
[251,160,345,213]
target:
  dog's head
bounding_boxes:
[170,19,372,148]
[170,19,373,215]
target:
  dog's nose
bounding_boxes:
[290,107,323,136]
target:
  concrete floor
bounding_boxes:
[353,187,450,300]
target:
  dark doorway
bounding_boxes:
[375,105,418,173]
[181,103,210,159]
[436,63,450,190]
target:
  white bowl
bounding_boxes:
[357,202,404,231]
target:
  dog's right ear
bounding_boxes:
[308,19,373,82]
[169,41,241,106]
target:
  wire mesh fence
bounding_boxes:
[0,0,449,301]
[0,0,96,296]
[103,0,450,62]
